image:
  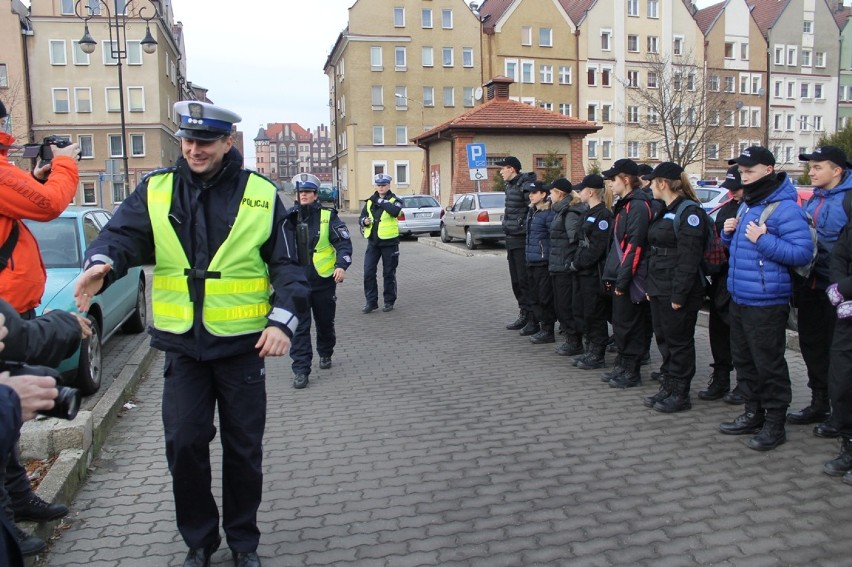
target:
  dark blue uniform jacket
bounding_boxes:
[285,201,353,284]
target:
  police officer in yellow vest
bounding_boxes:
[74,101,309,567]
[286,173,352,389]
[359,173,402,313]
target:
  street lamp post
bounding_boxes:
[76,0,160,199]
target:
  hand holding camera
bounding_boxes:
[0,362,81,421]
[24,136,81,181]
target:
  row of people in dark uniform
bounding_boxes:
[498,146,852,484]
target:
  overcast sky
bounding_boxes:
[171,0,354,166]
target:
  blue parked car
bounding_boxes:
[23,207,147,395]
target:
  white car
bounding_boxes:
[694,186,731,212]
[395,194,443,237]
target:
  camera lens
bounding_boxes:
[38,386,81,421]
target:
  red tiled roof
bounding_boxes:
[694,1,726,35]
[412,96,600,144]
[746,0,791,38]
[562,0,599,26]
[478,0,513,33]
[834,5,852,30]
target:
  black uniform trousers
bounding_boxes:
[291,276,337,376]
[552,272,581,338]
[829,318,852,437]
[363,243,399,307]
[528,264,555,327]
[649,296,699,382]
[706,275,733,373]
[729,301,792,411]
[162,351,266,552]
[506,238,533,315]
[574,272,609,347]
[796,285,836,394]
[611,293,650,372]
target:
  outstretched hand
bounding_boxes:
[74,264,112,312]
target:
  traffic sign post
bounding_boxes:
[466,143,487,190]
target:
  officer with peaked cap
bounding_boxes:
[74,100,309,567]
[359,173,402,313]
[286,173,353,389]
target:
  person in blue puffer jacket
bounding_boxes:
[525,182,557,344]
[788,146,852,435]
[718,146,814,453]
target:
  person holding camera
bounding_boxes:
[74,101,309,567]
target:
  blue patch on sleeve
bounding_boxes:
[687,214,700,227]
[663,212,676,220]
[597,219,609,230]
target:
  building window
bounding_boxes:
[540,101,553,112]
[395,47,406,69]
[394,6,405,27]
[372,126,384,145]
[786,46,797,66]
[130,134,145,157]
[126,41,142,65]
[443,87,454,107]
[0,64,6,88]
[587,66,597,87]
[60,0,75,14]
[773,80,782,97]
[673,36,684,56]
[648,142,658,159]
[647,36,658,54]
[540,64,553,84]
[816,52,826,68]
[587,103,597,121]
[82,181,96,205]
[540,28,552,47]
[647,71,658,89]
[463,87,475,107]
[521,26,532,46]
[786,114,794,130]
[601,68,611,87]
[505,60,518,81]
[647,0,659,18]
[128,87,144,112]
[815,83,823,99]
[751,109,760,127]
[627,0,638,16]
[74,87,92,113]
[423,86,434,106]
[725,110,735,126]
[601,29,611,51]
[814,116,823,131]
[709,110,720,126]
[627,70,639,88]
[801,83,810,98]
[422,47,433,67]
[740,75,749,94]
[78,135,93,159]
[588,140,597,159]
[627,141,639,159]
[602,140,612,159]
[725,42,735,59]
[371,47,382,70]
[740,43,749,60]
[421,9,432,28]
[442,48,453,67]
[774,113,782,130]
[627,35,638,53]
[803,20,813,33]
[708,75,719,91]
[395,161,409,185]
[601,104,612,122]
[442,9,452,29]
[395,87,407,108]
[395,126,408,145]
[49,40,67,65]
[751,75,761,95]
[52,88,70,113]
[673,73,682,91]
[108,134,123,157]
[559,103,572,116]
[648,108,658,124]
[105,87,120,112]
[559,66,572,85]
[627,106,639,123]
[801,49,812,67]
[707,143,719,160]
[371,85,383,107]
[774,46,784,65]
[521,61,534,84]
[724,76,735,93]
[787,81,795,98]
[462,47,473,68]
[72,41,90,65]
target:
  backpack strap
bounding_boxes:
[757,201,781,227]
[0,220,20,273]
[671,199,701,242]
[843,190,852,226]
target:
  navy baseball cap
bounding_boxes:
[544,178,572,193]
[529,181,549,194]
[174,101,240,141]
[572,174,605,191]
[642,162,684,181]
[728,146,775,167]
[495,156,522,171]
[720,166,742,190]
[799,146,851,169]
[601,158,639,179]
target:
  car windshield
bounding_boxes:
[401,196,439,208]
[23,217,81,269]
[694,188,722,203]
[478,193,506,208]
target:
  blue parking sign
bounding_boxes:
[466,143,486,169]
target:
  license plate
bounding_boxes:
[414,212,433,218]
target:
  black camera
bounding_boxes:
[0,361,81,421]
[21,135,75,163]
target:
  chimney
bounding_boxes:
[485,76,514,101]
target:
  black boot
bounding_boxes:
[697,369,731,401]
[529,324,555,344]
[600,356,625,382]
[506,310,528,330]
[824,437,852,476]
[654,378,692,413]
[643,375,672,408]
[577,345,607,370]
[609,368,641,389]
[815,422,841,439]
[787,390,830,425]
[519,321,539,336]
[555,335,583,356]
[748,409,787,451]
[719,402,765,435]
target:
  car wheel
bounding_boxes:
[465,229,478,250]
[77,315,102,395]
[121,277,147,334]
[440,224,452,243]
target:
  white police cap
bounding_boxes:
[293,173,321,191]
[174,101,241,141]
[374,173,392,185]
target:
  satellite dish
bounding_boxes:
[474,87,483,101]
[735,101,744,110]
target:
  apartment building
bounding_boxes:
[26,0,189,210]
[254,123,332,187]
[1,0,31,168]
[324,0,483,211]
[697,0,768,179]
[837,7,852,129]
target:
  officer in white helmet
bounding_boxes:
[286,173,353,389]
[359,173,403,313]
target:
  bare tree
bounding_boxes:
[618,51,741,169]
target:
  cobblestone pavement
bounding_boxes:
[40,215,852,566]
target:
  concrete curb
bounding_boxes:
[22,339,157,564]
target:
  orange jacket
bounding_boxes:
[0,132,79,313]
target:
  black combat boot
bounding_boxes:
[787,390,830,425]
[600,355,625,382]
[530,324,556,344]
[722,385,746,405]
[719,402,765,435]
[815,422,841,439]
[506,310,528,330]
[519,321,539,336]
[643,375,672,408]
[609,367,641,389]
[824,437,852,477]
[577,345,607,370]
[555,335,583,356]
[697,368,731,401]
[748,409,787,451]
[653,378,693,413]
